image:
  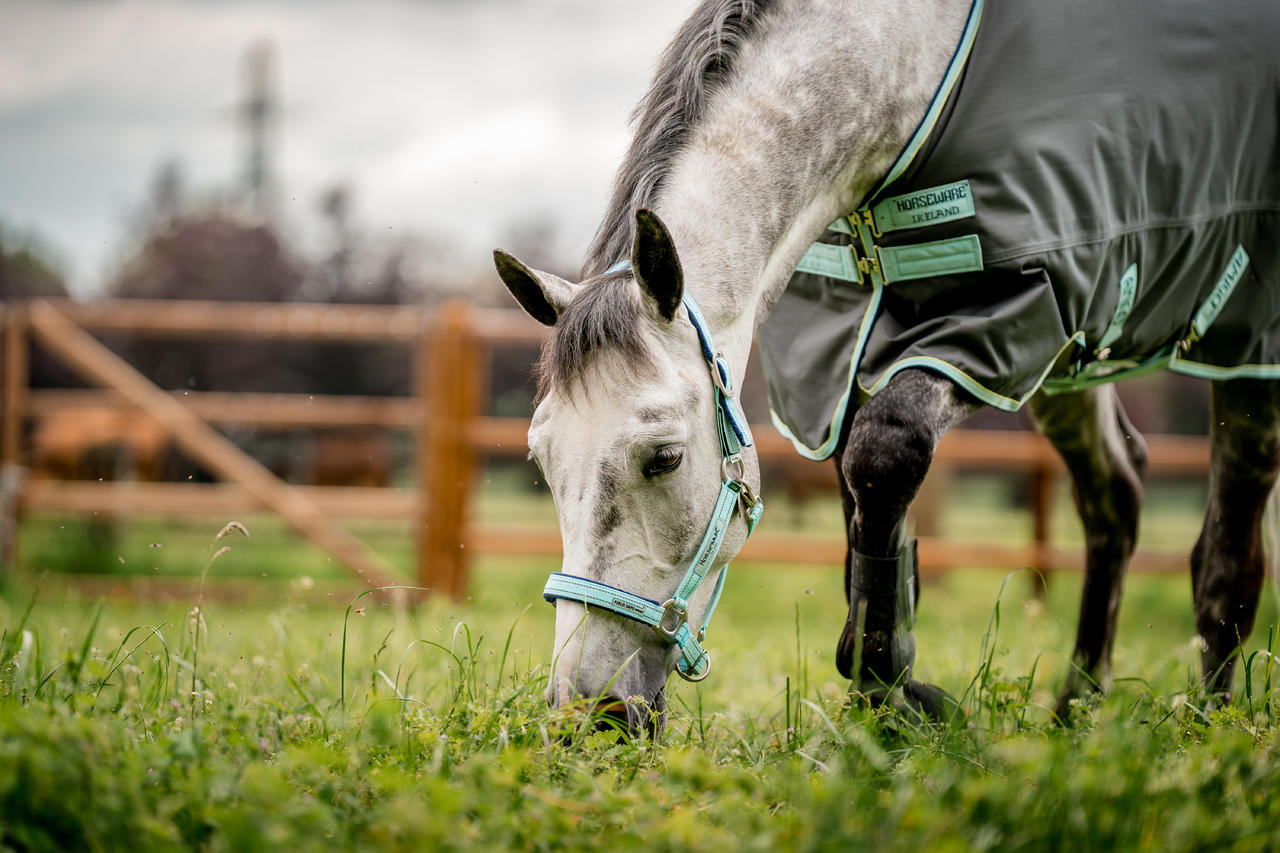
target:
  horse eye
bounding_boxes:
[643,446,683,478]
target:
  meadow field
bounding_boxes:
[3,476,1280,851]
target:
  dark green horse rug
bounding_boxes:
[763,0,1280,458]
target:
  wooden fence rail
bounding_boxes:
[0,298,1210,598]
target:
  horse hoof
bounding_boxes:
[835,619,857,680]
[1053,668,1104,725]
[852,678,963,725]
[901,679,963,724]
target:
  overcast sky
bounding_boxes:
[0,0,693,295]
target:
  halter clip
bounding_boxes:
[655,599,687,639]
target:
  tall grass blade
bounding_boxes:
[339,585,428,717]
[70,599,104,688]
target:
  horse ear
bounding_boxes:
[493,250,576,326]
[631,208,684,322]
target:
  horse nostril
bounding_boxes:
[591,699,632,736]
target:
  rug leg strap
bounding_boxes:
[837,540,918,684]
[849,538,918,626]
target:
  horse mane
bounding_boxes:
[542,0,774,397]
[581,0,776,278]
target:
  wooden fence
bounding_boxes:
[0,298,1211,598]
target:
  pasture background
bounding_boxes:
[5,0,1279,847]
[5,477,1280,851]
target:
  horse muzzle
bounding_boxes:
[549,689,668,741]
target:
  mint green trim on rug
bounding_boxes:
[1168,360,1280,381]
[857,332,1087,413]
[862,0,986,209]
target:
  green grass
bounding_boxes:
[4,542,1280,850]
[3,477,1280,850]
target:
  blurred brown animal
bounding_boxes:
[32,408,169,482]
[304,429,394,487]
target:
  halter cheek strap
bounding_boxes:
[542,273,763,682]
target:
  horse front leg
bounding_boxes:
[835,369,979,717]
[1192,379,1280,701]
[1029,385,1147,720]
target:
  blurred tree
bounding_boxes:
[287,185,422,487]
[0,231,82,389]
[109,212,300,306]
[102,211,302,478]
[295,184,416,399]
[103,212,306,479]
[0,233,67,303]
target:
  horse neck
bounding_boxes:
[652,0,969,379]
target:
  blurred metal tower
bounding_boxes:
[238,40,278,220]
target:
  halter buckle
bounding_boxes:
[655,599,687,639]
[709,352,734,396]
[721,455,746,483]
[721,456,759,513]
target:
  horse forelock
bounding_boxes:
[536,273,654,399]
[581,0,777,278]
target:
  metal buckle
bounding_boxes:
[720,456,759,513]
[709,353,733,396]
[677,652,711,682]
[655,599,686,639]
[861,208,883,239]
[857,249,883,280]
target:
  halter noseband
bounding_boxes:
[541,270,764,682]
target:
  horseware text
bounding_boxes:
[876,180,975,231]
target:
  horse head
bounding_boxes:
[494,209,762,737]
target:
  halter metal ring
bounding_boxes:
[677,652,711,682]
[655,598,687,639]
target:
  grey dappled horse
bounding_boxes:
[494,0,1280,736]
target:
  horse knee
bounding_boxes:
[842,414,934,507]
[1080,467,1143,547]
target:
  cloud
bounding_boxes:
[0,0,691,293]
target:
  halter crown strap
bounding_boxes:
[541,277,762,682]
[682,294,754,454]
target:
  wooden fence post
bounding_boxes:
[417,301,480,599]
[1,306,28,575]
